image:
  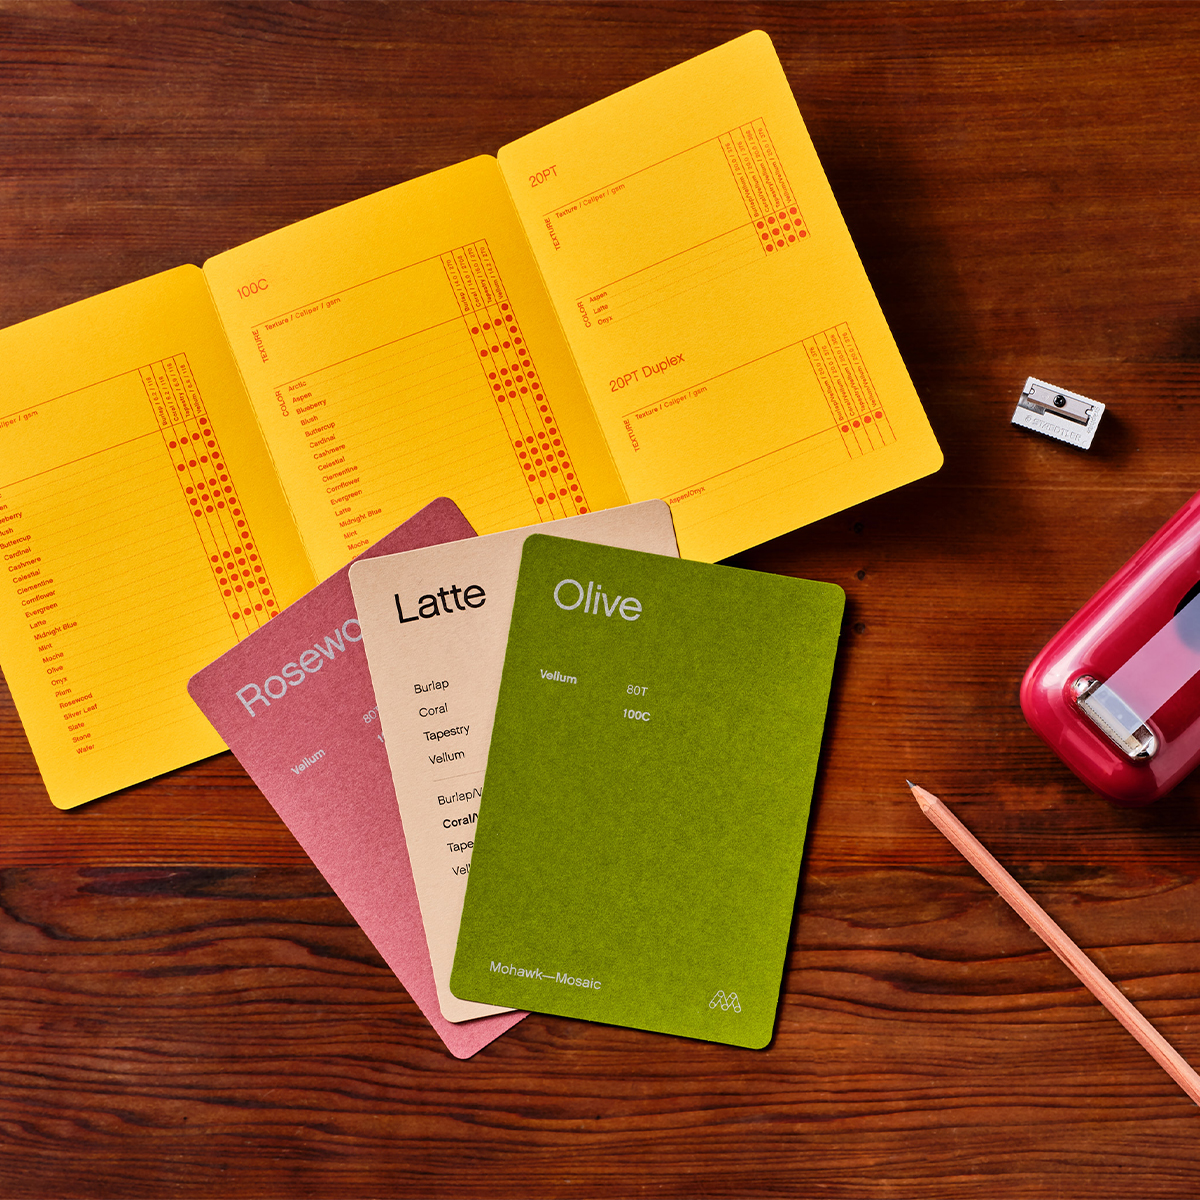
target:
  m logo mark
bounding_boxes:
[708,990,741,1013]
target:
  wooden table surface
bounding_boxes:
[3,2,1200,1196]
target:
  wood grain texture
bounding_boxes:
[3,2,1200,1196]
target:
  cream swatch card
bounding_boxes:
[349,500,678,1022]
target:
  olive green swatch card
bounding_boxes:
[450,536,844,1048]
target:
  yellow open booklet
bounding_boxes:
[0,31,939,808]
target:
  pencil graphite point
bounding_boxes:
[906,780,935,812]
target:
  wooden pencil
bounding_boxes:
[908,780,1200,1108]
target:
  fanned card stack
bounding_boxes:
[7,32,929,1055]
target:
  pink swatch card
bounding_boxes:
[187,497,526,1058]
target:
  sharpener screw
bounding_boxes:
[1054,394,1067,408]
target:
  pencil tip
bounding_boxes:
[905,779,914,788]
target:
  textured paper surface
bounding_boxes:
[349,501,678,1022]
[187,498,526,1059]
[204,156,625,579]
[0,267,315,808]
[451,536,844,1048]
[499,30,942,562]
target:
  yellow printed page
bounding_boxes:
[498,31,942,563]
[203,156,625,581]
[0,267,315,808]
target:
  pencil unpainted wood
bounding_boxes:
[909,782,1200,1110]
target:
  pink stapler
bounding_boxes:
[1021,490,1200,805]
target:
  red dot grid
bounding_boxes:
[852,420,861,428]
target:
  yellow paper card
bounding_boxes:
[203,156,627,582]
[0,267,314,807]
[498,31,942,561]
[1,33,941,808]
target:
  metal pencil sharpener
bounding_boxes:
[1012,377,1104,450]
